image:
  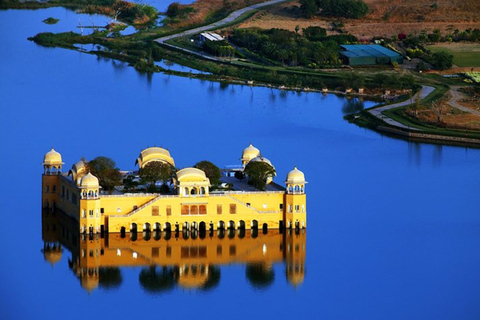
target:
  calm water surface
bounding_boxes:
[1,8,480,320]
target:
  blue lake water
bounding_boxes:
[1,7,480,320]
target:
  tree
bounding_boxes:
[431,51,453,70]
[300,0,318,18]
[86,156,122,194]
[244,161,276,191]
[194,160,221,186]
[316,0,369,19]
[302,26,327,41]
[428,29,442,42]
[166,2,180,18]
[123,174,138,192]
[139,161,175,192]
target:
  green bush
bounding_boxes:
[301,0,369,19]
[431,51,453,70]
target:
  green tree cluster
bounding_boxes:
[372,73,416,90]
[302,26,327,41]
[231,28,356,67]
[139,161,175,193]
[404,28,480,47]
[165,2,194,19]
[341,72,364,89]
[431,51,454,70]
[244,161,276,191]
[300,0,369,19]
[203,40,235,58]
[86,156,122,194]
[194,161,221,186]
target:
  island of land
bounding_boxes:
[4,0,480,146]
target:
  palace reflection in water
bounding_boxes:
[42,208,306,293]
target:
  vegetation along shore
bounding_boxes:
[5,0,479,146]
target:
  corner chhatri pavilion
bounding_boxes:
[42,145,307,234]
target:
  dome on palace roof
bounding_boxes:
[135,147,175,168]
[80,172,99,188]
[286,167,307,185]
[69,160,87,180]
[176,167,208,182]
[249,156,274,168]
[241,144,261,163]
[43,148,64,165]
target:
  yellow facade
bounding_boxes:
[41,145,307,235]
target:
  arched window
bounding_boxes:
[294,185,300,192]
[191,205,198,215]
[184,188,189,196]
[289,186,293,193]
[191,188,197,195]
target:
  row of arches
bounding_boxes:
[181,186,207,196]
[44,166,62,175]
[81,190,98,199]
[119,221,269,240]
[127,220,267,232]
[287,184,305,194]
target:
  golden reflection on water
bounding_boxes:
[42,209,306,293]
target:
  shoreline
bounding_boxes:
[11,1,480,147]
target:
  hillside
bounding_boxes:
[238,0,480,39]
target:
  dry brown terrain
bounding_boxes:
[168,0,265,28]
[238,0,480,39]
[406,106,480,130]
[405,87,480,130]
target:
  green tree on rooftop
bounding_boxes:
[86,156,122,194]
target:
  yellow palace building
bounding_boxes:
[41,144,307,235]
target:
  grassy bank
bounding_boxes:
[1,0,158,25]
[346,84,480,141]
[428,44,480,67]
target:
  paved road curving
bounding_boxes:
[368,86,435,130]
[155,0,287,44]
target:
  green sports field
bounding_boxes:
[428,43,480,67]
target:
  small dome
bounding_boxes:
[250,156,274,169]
[69,160,87,181]
[136,147,175,168]
[241,144,261,163]
[43,148,64,165]
[176,168,208,182]
[286,167,307,184]
[80,172,99,188]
